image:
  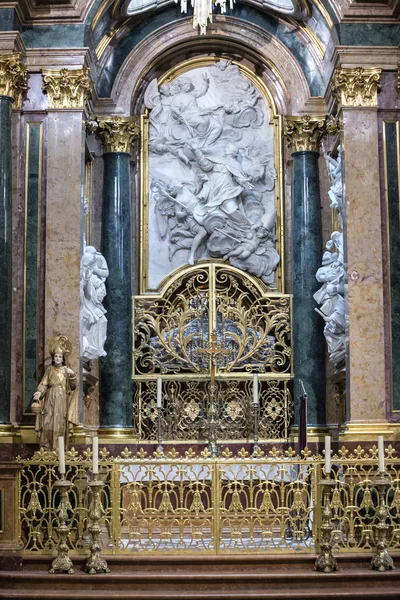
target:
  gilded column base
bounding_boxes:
[289,426,329,444]
[340,423,394,442]
[0,425,20,443]
[98,427,135,443]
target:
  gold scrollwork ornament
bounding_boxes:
[332,67,381,108]
[285,115,338,152]
[91,116,140,153]
[42,68,93,110]
[0,53,27,108]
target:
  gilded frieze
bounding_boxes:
[92,116,140,153]
[0,53,27,109]
[285,115,338,152]
[42,68,93,110]
[332,67,381,108]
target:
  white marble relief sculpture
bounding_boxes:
[314,146,347,365]
[145,61,279,288]
[80,245,109,360]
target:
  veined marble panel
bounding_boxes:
[145,61,279,290]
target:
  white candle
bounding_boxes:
[58,436,65,475]
[324,436,331,475]
[92,436,99,474]
[253,373,258,405]
[378,435,385,473]
[157,377,162,409]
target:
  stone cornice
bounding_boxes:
[328,0,400,23]
[42,67,93,109]
[25,48,89,72]
[285,115,338,153]
[0,32,26,55]
[332,67,382,108]
[8,0,97,25]
[0,53,27,108]
[90,116,140,153]
[332,47,400,71]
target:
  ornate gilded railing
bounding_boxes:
[17,445,400,555]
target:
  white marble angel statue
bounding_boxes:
[80,245,109,360]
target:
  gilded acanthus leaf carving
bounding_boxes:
[285,115,338,152]
[0,53,27,108]
[91,116,140,153]
[332,67,381,108]
[42,67,93,109]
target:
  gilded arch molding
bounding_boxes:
[103,17,314,116]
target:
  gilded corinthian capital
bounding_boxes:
[332,67,381,108]
[285,115,338,152]
[0,53,27,108]
[42,68,93,110]
[91,116,140,152]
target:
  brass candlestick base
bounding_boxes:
[315,478,338,573]
[370,474,395,572]
[85,477,110,574]
[49,477,74,574]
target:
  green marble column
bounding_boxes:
[0,95,13,424]
[96,117,139,430]
[100,151,133,429]
[292,150,326,426]
[286,116,336,429]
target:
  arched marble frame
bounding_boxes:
[102,16,316,117]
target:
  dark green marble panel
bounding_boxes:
[336,23,400,46]
[24,123,42,411]
[0,9,15,31]
[100,152,133,429]
[96,5,324,98]
[292,151,326,426]
[0,97,13,424]
[22,25,85,48]
[385,122,400,410]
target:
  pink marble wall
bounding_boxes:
[44,110,84,385]
[342,108,386,423]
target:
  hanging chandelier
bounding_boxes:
[176,0,235,35]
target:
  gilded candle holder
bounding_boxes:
[315,478,338,573]
[252,402,259,457]
[85,475,110,574]
[370,473,395,572]
[49,476,74,574]
[157,405,164,455]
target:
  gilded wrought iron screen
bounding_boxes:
[133,262,293,441]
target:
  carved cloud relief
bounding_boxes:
[145,61,280,289]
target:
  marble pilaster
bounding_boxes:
[286,116,337,428]
[43,68,93,425]
[0,54,26,427]
[95,117,139,430]
[332,68,387,432]
[0,96,13,425]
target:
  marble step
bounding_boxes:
[1,568,399,597]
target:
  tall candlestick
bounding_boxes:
[253,373,258,405]
[378,435,385,473]
[324,436,331,476]
[92,436,99,474]
[157,377,162,408]
[58,436,65,475]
